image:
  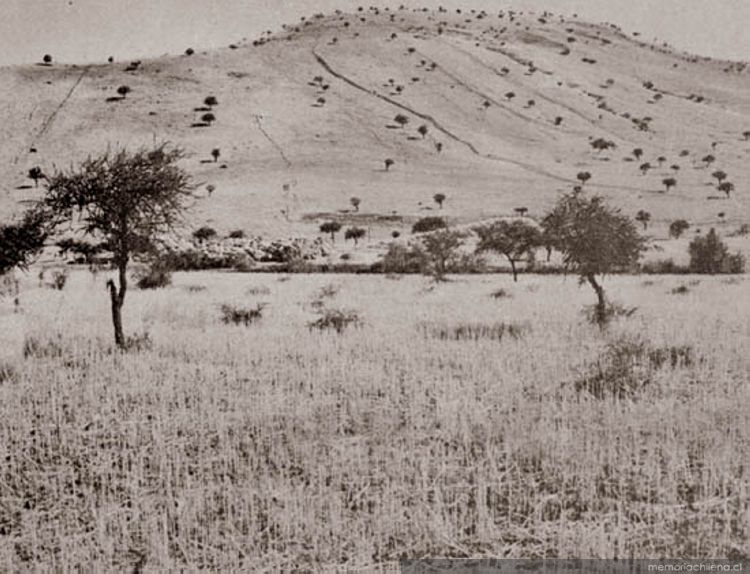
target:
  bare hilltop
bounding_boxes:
[2,6,749,256]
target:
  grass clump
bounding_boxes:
[420,321,526,342]
[220,303,266,326]
[308,308,362,334]
[575,336,696,400]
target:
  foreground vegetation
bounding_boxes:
[1,271,748,570]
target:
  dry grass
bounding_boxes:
[0,270,748,571]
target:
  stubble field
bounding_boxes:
[0,270,748,571]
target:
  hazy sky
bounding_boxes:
[2,0,748,66]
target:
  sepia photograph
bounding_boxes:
[0,0,748,571]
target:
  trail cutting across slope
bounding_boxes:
[312,48,575,185]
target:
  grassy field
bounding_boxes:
[1,270,748,571]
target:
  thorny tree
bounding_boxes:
[543,191,644,327]
[39,145,193,347]
[474,220,540,282]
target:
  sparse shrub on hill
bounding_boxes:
[185,47,194,56]
[639,162,652,175]
[228,229,245,239]
[28,167,44,188]
[384,158,395,171]
[662,177,677,192]
[201,112,216,126]
[117,85,131,99]
[418,124,429,139]
[433,193,446,209]
[635,210,651,231]
[688,229,745,274]
[718,181,734,198]
[394,114,409,128]
[669,219,690,239]
[576,171,592,185]
[412,216,446,234]
[211,148,221,163]
[42,54,52,65]
[590,137,616,154]
[204,96,218,108]
[349,197,361,212]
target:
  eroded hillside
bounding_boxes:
[1,6,748,257]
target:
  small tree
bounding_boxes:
[591,138,616,154]
[718,181,734,198]
[514,207,529,217]
[418,124,429,139]
[662,177,677,192]
[554,116,563,126]
[689,228,745,274]
[344,226,366,246]
[204,96,218,109]
[0,209,48,275]
[42,54,53,65]
[669,219,690,239]
[474,220,540,282]
[433,193,446,209]
[632,148,643,160]
[28,167,44,188]
[635,210,651,230]
[576,171,592,186]
[743,130,750,141]
[211,148,221,163]
[421,229,463,281]
[711,170,727,185]
[702,154,716,168]
[542,192,644,327]
[435,142,443,153]
[206,184,216,196]
[394,114,409,128]
[505,91,516,101]
[384,158,395,171]
[32,145,194,347]
[201,113,216,126]
[639,162,652,175]
[117,85,131,99]
[350,197,361,212]
[320,221,342,242]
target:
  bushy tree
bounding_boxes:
[117,85,131,99]
[201,113,216,126]
[632,148,643,160]
[711,170,727,185]
[591,138,616,154]
[669,219,690,239]
[320,221,342,242]
[421,229,463,280]
[474,220,540,281]
[0,209,48,275]
[384,158,395,171]
[635,210,651,230]
[542,192,644,327]
[576,171,592,186]
[344,226,366,246]
[639,162,652,175]
[433,193,446,209]
[662,177,677,192]
[718,181,734,198]
[204,96,218,108]
[350,197,361,212]
[211,148,221,163]
[28,166,44,187]
[418,124,429,139]
[688,229,744,274]
[394,114,409,128]
[26,145,193,347]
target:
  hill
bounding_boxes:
[1,6,749,261]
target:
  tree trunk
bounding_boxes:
[107,260,128,348]
[546,246,552,263]
[508,258,518,282]
[586,274,607,328]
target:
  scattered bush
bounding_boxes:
[308,308,362,334]
[490,288,512,299]
[220,303,266,326]
[122,332,153,353]
[381,243,425,274]
[23,335,64,360]
[193,226,218,242]
[50,270,68,291]
[669,219,690,239]
[671,285,690,295]
[228,229,246,239]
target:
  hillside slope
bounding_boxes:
[1,6,749,256]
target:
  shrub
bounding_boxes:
[688,229,745,274]
[23,335,64,360]
[51,270,68,291]
[228,229,246,239]
[220,303,265,326]
[490,288,512,299]
[0,362,17,383]
[641,259,689,274]
[669,219,690,239]
[671,285,690,295]
[381,243,426,274]
[308,308,362,334]
[412,216,447,234]
[193,226,218,242]
[575,336,694,400]
[136,264,172,290]
[122,332,153,353]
